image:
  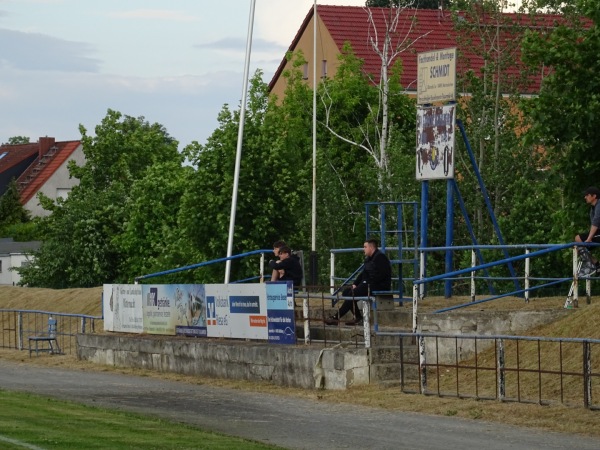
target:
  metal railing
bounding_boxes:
[378,331,600,410]
[0,310,102,355]
[134,249,270,283]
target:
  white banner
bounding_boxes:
[205,284,268,339]
[103,284,144,333]
[102,283,292,342]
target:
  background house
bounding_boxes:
[0,238,41,285]
[0,137,84,217]
[269,6,550,98]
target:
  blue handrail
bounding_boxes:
[134,249,271,282]
[413,242,598,313]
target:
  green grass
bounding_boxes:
[0,390,281,450]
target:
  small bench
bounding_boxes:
[28,317,61,357]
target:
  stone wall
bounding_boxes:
[77,334,370,390]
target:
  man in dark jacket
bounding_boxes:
[325,238,392,326]
[575,186,600,272]
[268,246,303,286]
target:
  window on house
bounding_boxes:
[321,60,328,78]
[0,260,2,272]
[20,260,30,268]
[56,188,71,200]
[303,63,309,80]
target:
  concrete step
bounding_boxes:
[370,344,420,382]
[296,306,413,329]
[297,323,368,346]
[370,360,420,382]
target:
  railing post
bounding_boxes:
[524,248,530,303]
[17,311,23,350]
[419,335,427,393]
[419,250,426,299]
[497,338,505,401]
[362,300,370,349]
[470,249,476,302]
[303,297,310,345]
[412,284,418,333]
[573,248,580,307]
[330,252,335,295]
[586,278,591,305]
[260,252,265,283]
[583,341,592,409]
[81,317,87,334]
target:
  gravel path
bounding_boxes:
[0,360,597,450]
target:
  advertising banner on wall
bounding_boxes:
[142,284,207,335]
[102,283,296,344]
[205,284,268,339]
[266,281,296,345]
[103,284,143,333]
[416,104,456,180]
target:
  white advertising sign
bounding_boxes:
[417,47,457,105]
[205,284,268,339]
[103,284,144,333]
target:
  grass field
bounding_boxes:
[0,389,280,450]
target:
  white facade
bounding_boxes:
[0,252,35,285]
[23,144,85,217]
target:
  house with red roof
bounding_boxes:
[0,137,84,217]
[269,6,554,99]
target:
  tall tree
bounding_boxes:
[366,0,445,9]
[4,136,30,145]
[177,70,312,283]
[0,178,30,229]
[450,0,544,246]
[18,110,182,287]
[521,0,599,240]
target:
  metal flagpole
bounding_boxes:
[310,0,318,286]
[224,0,256,283]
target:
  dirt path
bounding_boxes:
[1,358,599,450]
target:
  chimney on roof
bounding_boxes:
[38,136,55,158]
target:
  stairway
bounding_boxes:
[296,298,420,385]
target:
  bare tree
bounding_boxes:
[321,3,429,196]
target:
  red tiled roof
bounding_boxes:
[270,6,564,94]
[0,144,38,174]
[17,140,81,204]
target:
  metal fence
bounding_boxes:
[0,309,103,355]
[379,331,600,410]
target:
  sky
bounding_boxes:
[0,0,366,149]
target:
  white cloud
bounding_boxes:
[0,29,100,72]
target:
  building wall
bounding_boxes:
[24,144,85,217]
[0,253,34,285]
[270,15,341,101]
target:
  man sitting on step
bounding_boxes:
[325,238,391,326]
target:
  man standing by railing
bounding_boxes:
[325,238,391,326]
[575,186,600,273]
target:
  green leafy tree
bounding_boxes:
[450,0,547,247]
[0,179,30,231]
[366,0,445,9]
[4,136,30,145]
[177,70,312,283]
[18,110,182,288]
[521,0,599,241]
[114,161,192,282]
